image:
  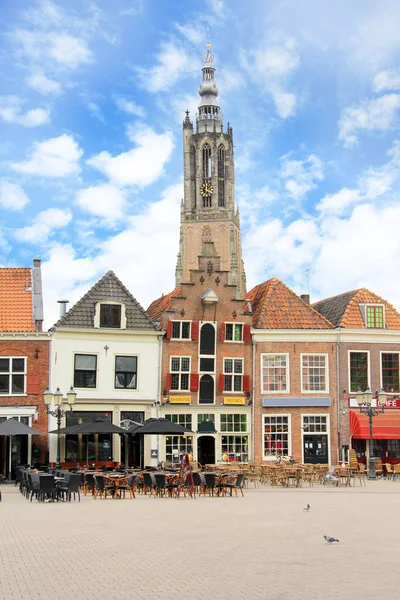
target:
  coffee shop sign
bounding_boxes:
[349,396,400,408]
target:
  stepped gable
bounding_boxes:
[0,267,35,332]
[147,287,182,322]
[52,270,156,330]
[313,288,400,329]
[246,278,334,329]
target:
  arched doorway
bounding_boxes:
[197,436,215,466]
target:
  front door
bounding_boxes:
[197,436,215,466]
[303,435,329,464]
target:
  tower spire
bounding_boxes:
[197,42,222,134]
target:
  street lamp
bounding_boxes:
[44,386,77,468]
[356,387,387,480]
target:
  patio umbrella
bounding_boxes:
[0,419,42,481]
[133,418,193,435]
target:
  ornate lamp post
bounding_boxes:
[44,386,77,468]
[356,387,387,480]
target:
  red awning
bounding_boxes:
[350,410,400,439]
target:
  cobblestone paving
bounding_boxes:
[0,481,399,600]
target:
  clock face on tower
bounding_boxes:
[200,182,214,197]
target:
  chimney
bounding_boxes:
[32,258,44,331]
[301,294,310,305]
[57,300,69,317]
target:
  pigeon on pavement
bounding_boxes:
[303,503,311,511]
[324,535,339,544]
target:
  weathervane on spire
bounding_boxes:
[203,30,214,65]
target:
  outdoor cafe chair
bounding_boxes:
[93,475,114,499]
[392,464,400,481]
[203,473,217,496]
[224,473,245,497]
[38,475,56,502]
[58,474,81,502]
[114,476,135,499]
[27,472,40,502]
[142,472,157,497]
[84,473,96,496]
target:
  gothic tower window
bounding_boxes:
[201,226,213,244]
[218,145,225,207]
[190,145,196,210]
[202,144,212,208]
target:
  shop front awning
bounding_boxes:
[350,410,400,439]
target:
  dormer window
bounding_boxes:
[366,305,384,328]
[94,301,126,329]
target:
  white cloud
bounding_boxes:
[41,183,183,328]
[272,90,297,119]
[25,72,61,94]
[254,44,300,78]
[176,23,205,46]
[165,93,198,125]
[87,127,174,187]
[14,208,72,244]
[338,93,400,146]
[0,96,50,127]
[136,42,197,93]
[317,187,361,216]
[0,181,30,211]
[13,29,92,70]
[11,134,83,178]
[280,153,324,200]
[359,140,400,198]
[373,70,400,92]
[75,184,128,225]
[115,97,146,118]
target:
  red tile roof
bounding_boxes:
[0,268,35,332]
[147,287,182,322]
[313,288,400,329]
[245,278,334,329]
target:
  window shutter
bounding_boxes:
[190,374,199,391]
[243,324,251,342]
[27,374,40,395]
[219,374,225,392]
[221,322,226,342]
[191,321,199,341]
[166,373,172,390]
[243,375,251,393]
[166,321,172,339]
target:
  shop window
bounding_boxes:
[65,411,112,463]
[165,436,193,463]
[165,414,192,429]
[221,435,248,462]
[0,357,26,395]
[387,440,400,459]
[74,354,97,388]
[349,352,369,392]
[261,353,289,393]
[302,415,327,433]
[263,415,290,459]
[220,414,247,432]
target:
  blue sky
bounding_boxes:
[1,0,400,327]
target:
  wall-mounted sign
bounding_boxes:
[349,397,400,408]
[169,396,191,404]
[151,449,158,458]
[224,397,246,405]
[263,397,331,407]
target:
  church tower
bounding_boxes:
[175,43,246,296]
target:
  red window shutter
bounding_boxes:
[166,321,172,339]
[219,374,225,392]
[190,374,199,391]
[191,321,199,341]
[221,322,226,342]
[243,375,251,393]
[166,373,172,390]
[27,374,40,395]
[243,324,251,342]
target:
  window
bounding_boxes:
[170,357,190,391]
[301,354,328,393]
[100,304,121,328]
[221,435,248,462]
[302,415,327,433]
[115,356,137,389]
[198,414,215,424]
[263,415,290,459]
[366,305,384,328]
[261,354,289,393]
[172,321,191,339]
[381,353,399,392]
[223,359,243,392]
[165,414,192,429]
[200,323,215,355]
[221,414,247,432]
[65,411,112,462]
[74,354,97,388]
[387,440,400,459]
[225,323,243,341]
[199,374,214,404]
[218,145,225,207]
[165,436,193,463]
[0,357,26,395]
[349,352,369,392]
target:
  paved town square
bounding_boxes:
[1,481,399,600]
